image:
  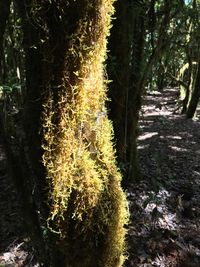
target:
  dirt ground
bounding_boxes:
[126,88,200,267]
[0,88,200,266]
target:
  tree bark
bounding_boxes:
[186,60,200,118]
[0,0,11,83]
[11,0,49,264]
[13,1,128,266]
[108,0,145,183]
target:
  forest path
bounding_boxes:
[126,88,200,267]
[138,88,200,189]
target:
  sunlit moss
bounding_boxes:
[41,0,129,266]
[178,62,197,101]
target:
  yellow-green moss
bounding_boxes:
[178,62,197,101]
[41,0,129,266]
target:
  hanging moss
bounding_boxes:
[39,0,128,266]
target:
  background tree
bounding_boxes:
[108,0,146,183]
[0,0,11,83]
[186,58,200,118]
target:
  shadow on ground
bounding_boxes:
[126,88,200,267]
[0,138,38,266]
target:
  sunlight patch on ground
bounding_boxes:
[142,112,160,117]
[0,239,39,267]
[147,90,162,96]
[164,135,182,140]
[0,242,27,265]
[138,144,150,150]
[128,188,178,231]
[139,121,155,129]
[178,132,193,138]
[170,145,188,152]
[138,132,159,141]
[159,110,171,116]
[143,105,157,112]
[193,170,200,176]
[143,189,178,230]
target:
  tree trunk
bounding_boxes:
[0,0,11,83]
[126,6,145,183]
[108,0,145,183]
[107,0,131,172]
[186,60,200,118]
[7,0,50,264]
[14,1,128,266]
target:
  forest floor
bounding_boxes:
[126,88,200,267]
[0,88,200,266]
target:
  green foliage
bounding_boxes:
[0,84,21,95]
[3,2,24,84]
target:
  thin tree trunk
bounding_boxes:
[0,0,11,83]
[187,60,200,118]
[108,0,145,183]
[126,6,145,183]
[11,0,49,264]
[108,0,132,167]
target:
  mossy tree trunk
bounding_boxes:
[14,1,128,267]
[182,49,194,113]
[174,62,198,114]
[108,0,145,184]
[179,62,192,114]
[186,59,200,118]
